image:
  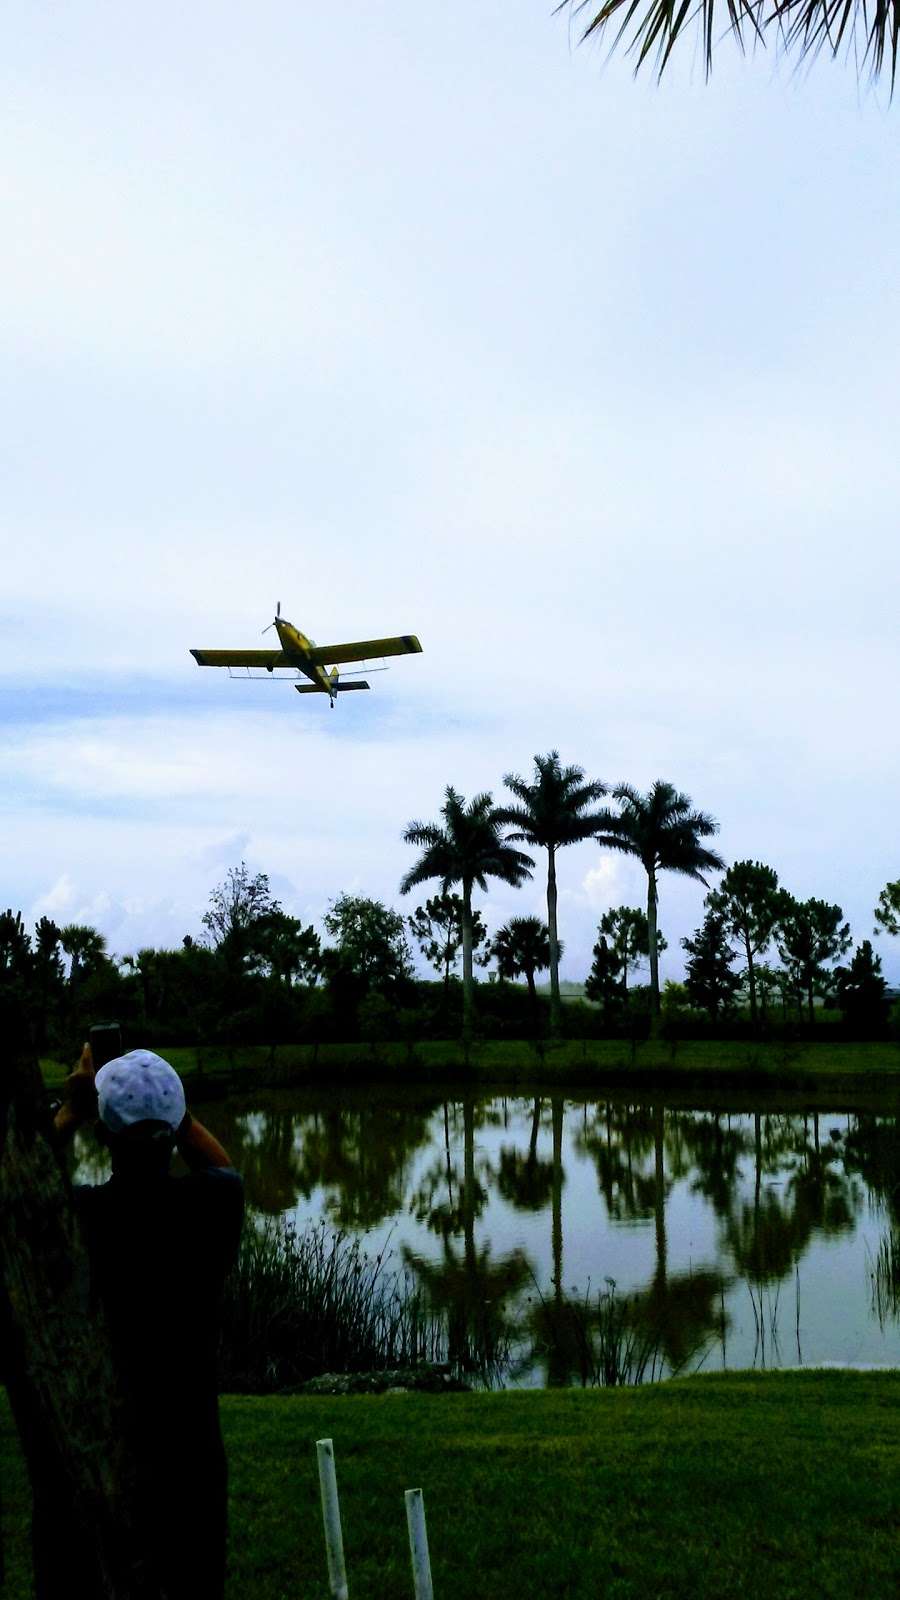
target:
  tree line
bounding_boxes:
[2,756,898,1051]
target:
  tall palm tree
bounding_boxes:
[499,752,608,1036]
[492,915,554,1035]
[560,0,897,86]
[401,788,534,1042]
[595,781,725,1028]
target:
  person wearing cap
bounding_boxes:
[43,1042,244,1600]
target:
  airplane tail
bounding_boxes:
[295,681,370,695]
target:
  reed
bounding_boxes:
[219,1218,446,1392]
[870,1228,900,1327]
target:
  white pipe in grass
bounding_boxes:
[405,1487,434,1600]
[316,1438,349,1600]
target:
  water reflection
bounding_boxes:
[73,1090,900,1383]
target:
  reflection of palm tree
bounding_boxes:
[625,1268,728,1374]
[404,1100,532,1378]
[843,1115,900,1226]
[679,1112,750,1221]
[496,1098,554,1212]
[575,1102,658,1223]
[622,1103,729,1373]
[532,1096,580,1386]
[216,1101,433,1224]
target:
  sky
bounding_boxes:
[2,1,898,985]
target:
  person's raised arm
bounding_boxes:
[175,1112,233,1171]
[52,1043,98,1148]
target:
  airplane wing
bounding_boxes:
[190,649,291,667]
[305,635,422,666]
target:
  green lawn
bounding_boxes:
[3,1373,899,1597]
[41,1036,900,1098]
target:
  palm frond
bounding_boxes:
[560,0,900,85]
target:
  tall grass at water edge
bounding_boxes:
[219,1219,672,1392]
[870,1229,900,1327]
[219,1219,447,1391]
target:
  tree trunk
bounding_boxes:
[526,969,539,1038]
[647,867,661,1034]
[745,929,758,1028]
[546,845,561,1037]
[0,1017,154,1598]
[461,880,474,1045]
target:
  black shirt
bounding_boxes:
[74,1165,244,1426]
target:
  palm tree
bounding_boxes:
[401,788,534,1042]
[499,752,608,1036]
[595,781,725,1028]
[560,0,897,86]
[60,923,108,986]
[492,916,554,1035]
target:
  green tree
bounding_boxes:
[775,897,851,1026]
[31,918,65,1047]
[599,905,666,1001]
[835,940,889,1035]
[559,0,898,85]
[401,788,534,1043]
[706,861,785,1027]
[250,910,321,986]
[874,880,900,939]
[583,934,623,1017]
[407,892,490,994]
[322,894,412,996]
[682,909,741,1023]
[201,862,280,977]
[595,781,725,1029]
[0,909,32,990]
[492,916,553,1034]
[498,752,608,1036]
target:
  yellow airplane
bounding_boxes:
[190,605,423,707]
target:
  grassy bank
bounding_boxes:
[42,1036,900,1098]
[2,1372,898,1597]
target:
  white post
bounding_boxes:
[405,1487,434,1600]
[316,1438,349,1600]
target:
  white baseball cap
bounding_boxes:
[95,1049,186,1134]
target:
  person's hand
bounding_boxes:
[61,1041,99,1123]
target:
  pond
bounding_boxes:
[75,1086,900,1385]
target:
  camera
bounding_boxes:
[89,1022,123,1069]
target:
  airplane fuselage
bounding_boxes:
[274,617,335,697]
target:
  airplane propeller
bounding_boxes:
[261,601,282,635]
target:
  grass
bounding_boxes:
[2,1372,899,1597]
[39,1036,900,1098]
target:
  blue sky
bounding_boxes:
[2,2,898,982]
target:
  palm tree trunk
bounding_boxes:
[528,1096,542,1163]
[647,867,661,1033]
[547,845,561,1037]
[463,1098,476,1274]
[461,879,474,1044]
[653,1102,667,1290]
